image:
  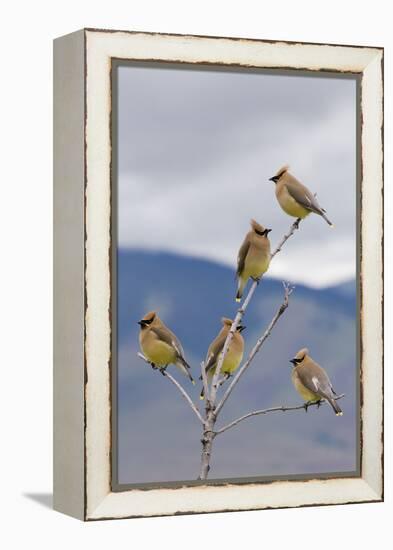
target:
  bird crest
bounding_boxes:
[295,347,309,360]
[250,219,266,234]
[274,164,290,179]
[142,311,157,322]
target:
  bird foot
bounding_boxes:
[218,374,231,387]
[150,363,158,370]
[304,401,311,412]
[160,366,168,376]
[294,218,301,229]
[252,276,261,284]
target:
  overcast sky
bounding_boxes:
[116,64,357,287]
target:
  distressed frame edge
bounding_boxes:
[83,26,384,53]
[82,29,383,521]
[359,48,384,500]
[86,478,381,521]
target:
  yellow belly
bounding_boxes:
[277,187,310,219]
[209,349,243,377]
[141,339,176,367]
[243,255,270,279]
[293,374,320,402]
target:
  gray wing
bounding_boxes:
[151,326,185,359]
[236,237,250,277]
[285,180,325,216]
[205,334,226,373]
[297,364,334,399]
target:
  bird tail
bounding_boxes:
[199,386,205,400]
[236,277,246,302]
[321,211,334,227]
[176,357,195,385]
[328,397,343,416]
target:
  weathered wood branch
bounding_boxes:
[197,219,304,480]
[198,422,215,480]
[214,394,345,435]
[137,353,204,424]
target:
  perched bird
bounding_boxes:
[200,318,245,399]
[269,165,333,227]
[290,348,343,416]
[138,311,195,384]
[236,219,272,302]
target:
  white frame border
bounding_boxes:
[84,29,383,520]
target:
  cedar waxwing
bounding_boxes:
[138,311,195,384]
[236,219,271,302]
[200,318,245,399]
[269,166,333,227]
[290,348,343,416]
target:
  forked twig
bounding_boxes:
[215,282,294,416]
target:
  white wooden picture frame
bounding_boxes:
[53,28,383,521]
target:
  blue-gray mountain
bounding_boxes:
[117,250,358,485]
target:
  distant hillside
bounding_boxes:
[116,249,358,484]
[326,279,357,299]
[117,249,355,350]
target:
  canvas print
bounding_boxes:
[112,62,358,486]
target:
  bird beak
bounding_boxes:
[137,320,144,326]
[289,358,297,365]
[268,176,276,182]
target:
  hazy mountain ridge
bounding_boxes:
[117,249,355,350]
[117,249,357,484]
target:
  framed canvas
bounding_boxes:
[53,28,383,521]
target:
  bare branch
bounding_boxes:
[200,360,211,406]
[215,394,346,435]
[215,282,294,416]
[270,218,302,260]
[209,279,259,403]
[137,353,204,424]
[164,372,205,424]
[198,428,214,480]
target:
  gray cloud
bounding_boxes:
[116,64,357,287]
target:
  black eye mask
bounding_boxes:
[138,318,153,326]
[255,229,271,236]
[290,356,304,365]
